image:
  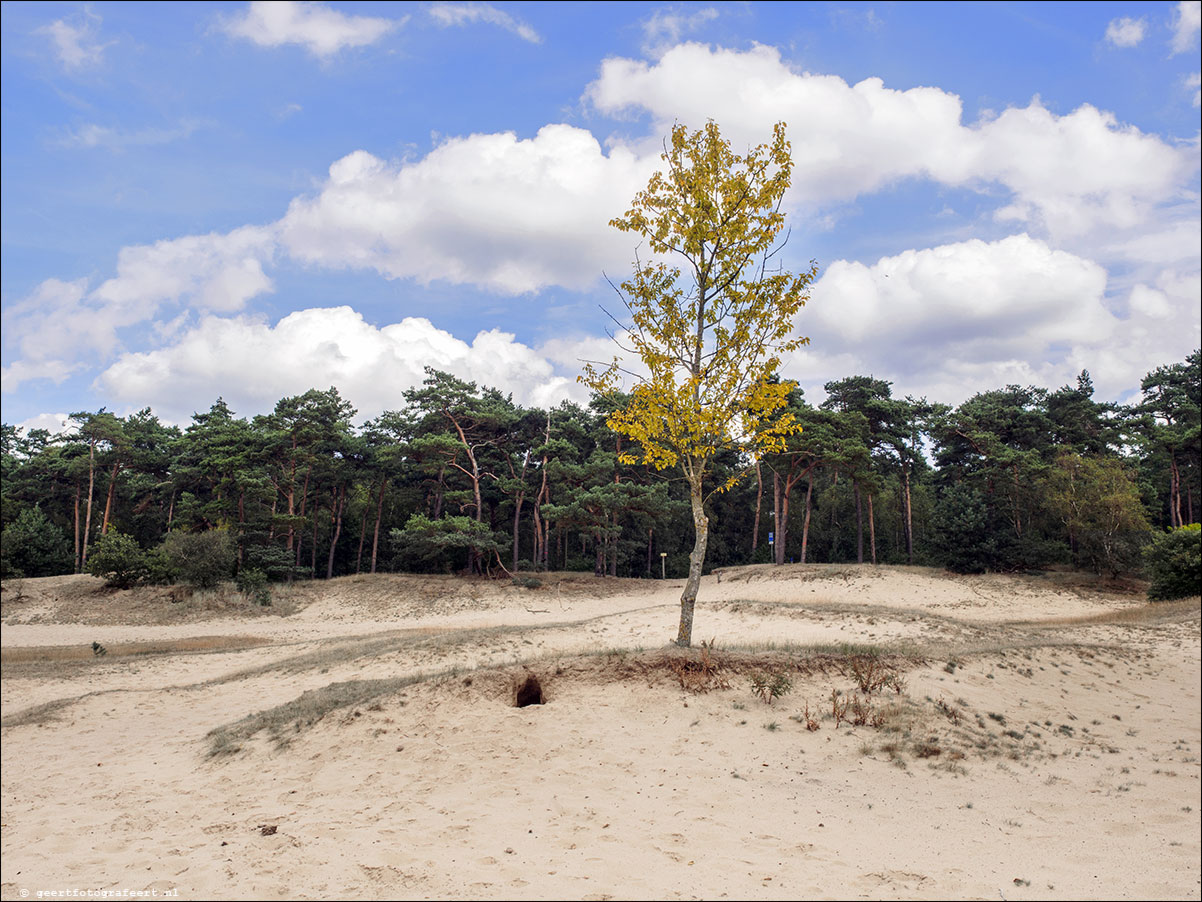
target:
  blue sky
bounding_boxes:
[2,1,1199,430]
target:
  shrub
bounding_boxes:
[236,567,272,606]
[162,530,235,589]
[1145,524,1201,601]
[85,531,148,588]
[142,547,176,586]
[1,507,72,578]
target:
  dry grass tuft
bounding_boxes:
[1,697,79,728]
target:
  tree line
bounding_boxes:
[1,350,1198,584]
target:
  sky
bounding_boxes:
[2,1,1200,432]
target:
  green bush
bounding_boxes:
[142,547,176,586]
[1144,524,1201,601]
[235,567,272,606]
[85,531,148,589]
[162,530,235,589]
[0,507,72,578]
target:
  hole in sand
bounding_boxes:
[514,674,544,707]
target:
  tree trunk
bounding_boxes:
[101,462,121,536]
[903,468,914,564]
[1169,456,1183,527]
[235,491,243,568]
[646,528,653,576]
[371,477,387,574]
[355,501,367,575]
[800,479,813,564]
[752,460,763,555]
[295,465,312,571]
[326,484,345,580]
[310,503,319,575]
[284,445,298,555]
[772,469,784,565]
[829,470,840,561]
[854,480,864,564]
[73,484,81,573]
[867,492,877,565]
[81,439,96,569]
[676,475,709,647]
[779,474,792,563]
[512,494,524,572]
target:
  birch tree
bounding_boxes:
[583,120,815,646]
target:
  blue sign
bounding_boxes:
[768,531,774,544]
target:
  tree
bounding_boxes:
[1136,351,1200,528]
[1144,524,1201,600]
[583,120,815,646]
[1045,451,1150,576]
[85,531,148,588]
[1,506,72,578]
[404,370,518,574]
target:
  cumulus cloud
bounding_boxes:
[7,42,1197,412]
[776,234,1200,404]
[220,1,399,57]
[783,235,1108,403]
[1,228,276,394]
[95,307,585,423]
[1105,17,1146,47]
[17,413,73,436]
[277,126,648,294]
[37,9,111,69]
[1170,0,1201,54]
[587,44,1194,241]
[429,3,541,44]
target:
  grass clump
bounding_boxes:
[206,674,445,756]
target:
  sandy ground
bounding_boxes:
[1,565,1198,900]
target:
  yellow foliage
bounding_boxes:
[582,120,816,492]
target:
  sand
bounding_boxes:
[1,565,1198,900]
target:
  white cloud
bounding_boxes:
[1170,0,1201,54]
[95,307,584,424]
[37,10,111,69]
[642,7,718,55]
[1105,17,1146,47]
[220,1,399,57]
[91,225,276,314]
[778,234,1201,405]
[7,42,1196,411]
[1128,283,1173,319]
[784,235,1111,403]
[429,3,541,44]
[277,126,649,294]
[1,228,276,395]
[16,413,73,436]
[1187,72,1201,107]
[587,44,1194,241]
[2,278,105,391]
[58,120,205,151]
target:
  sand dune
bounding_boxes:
[2,565,1198,900]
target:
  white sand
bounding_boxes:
[2,565,1198,900]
